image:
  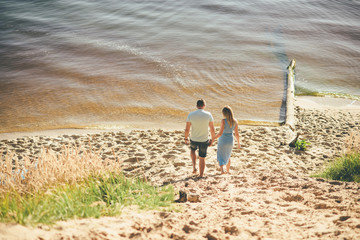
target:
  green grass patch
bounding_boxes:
[295,86,324,97]
[295,139,310,151]
[313,152,360,182]
[0,173,175,226]
[295,86,360,101]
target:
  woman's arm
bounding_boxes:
[214,119,225,139]
[234,121,240,149]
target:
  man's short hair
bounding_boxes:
[197,99,205,108]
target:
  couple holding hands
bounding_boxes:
[184,99,240,177]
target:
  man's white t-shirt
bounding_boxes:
[186,109,214,142]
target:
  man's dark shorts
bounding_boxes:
[190,139,210,158]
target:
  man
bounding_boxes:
[185,99,215,177]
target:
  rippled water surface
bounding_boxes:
[0,0,359,133]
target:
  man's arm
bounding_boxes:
[184,122,191,144]
[209,121,215,146]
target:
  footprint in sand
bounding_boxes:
[282,194,304,202]
[163,154,176,160]
[223,225,239,236]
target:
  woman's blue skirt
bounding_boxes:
[217,133,234,166]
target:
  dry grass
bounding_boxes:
[0,145,175,225]
[0,146,123,195]
[344,131,360,154]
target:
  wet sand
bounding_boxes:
[0,96,360,240]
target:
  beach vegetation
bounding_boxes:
[0,147,175,225]
[343,131,360,154]
[314,152,360,183]
[295,139,310,151]
[295,86,360,101]
[295,86,323,97]
[313,132,360,182]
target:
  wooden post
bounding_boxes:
[286,59,296,130]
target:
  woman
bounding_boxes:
[214,106,240,174]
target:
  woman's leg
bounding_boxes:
[226,158,231,174]
[217,143,225,174]
[219,165,225,174]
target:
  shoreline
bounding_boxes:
[1,95,360,239]
[1,96,359,182]
[0,96,360,140]
[1,96,359,141]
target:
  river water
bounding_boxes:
[0,0,359,133]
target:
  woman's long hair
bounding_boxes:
[222,106,235,128]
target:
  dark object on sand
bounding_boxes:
[289,132,300,148]
[175,190,187,203]
[187,193,200,203]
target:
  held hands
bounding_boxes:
[184,137,216,147]
[209,138,213,146]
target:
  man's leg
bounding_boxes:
[191,148,197,173]
[199,157,205,177]
[198,141,209,177]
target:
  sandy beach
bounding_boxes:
[0,96,360,240]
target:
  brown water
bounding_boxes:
[0,0,359,133]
